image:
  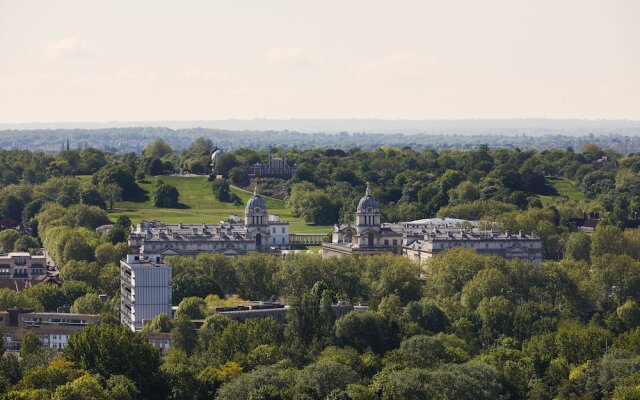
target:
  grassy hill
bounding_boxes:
[89,175,331,234]
[539,176,585,206]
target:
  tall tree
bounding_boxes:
[20,331,43,358]
[170,314,198,356]
[63,324,164,398]
[98,182,122,210]
[143,139,173,159]
[154,183,179,208]
[564,231,592,262]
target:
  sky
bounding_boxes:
[0,0,639,123]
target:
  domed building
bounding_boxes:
[245,186,272,249]
[323,183,404,257]
[128,186,290,258]
[210,147,224,172]
[323,184,542,264]
[356,184,381,232]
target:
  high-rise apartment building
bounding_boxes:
[120,254,172,331]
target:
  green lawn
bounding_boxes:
[103,175,331,234]
[539,176,585,206]
[302,245,324,254]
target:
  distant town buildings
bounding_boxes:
[128,188,290,258]
[323,184,543,264]
[120,254,173,331]
[592,156,616,169]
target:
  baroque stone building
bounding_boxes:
[128,188,289,258]
[404,229,542,264]
[323,185,542,264]
[251,154,296,178]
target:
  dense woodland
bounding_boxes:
[0,139,639,399]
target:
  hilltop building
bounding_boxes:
[128,187,290,258]
[323,184,542,264]
[210,147,224,173]
[250,154,296,178]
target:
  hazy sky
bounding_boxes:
[1,0,639,123]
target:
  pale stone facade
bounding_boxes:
[251,154,296,178]
[323,185,542,264]
[128,188,289,258]
[404,229,542,264]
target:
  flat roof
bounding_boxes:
[122,262,170,268]
[0,252,46,258]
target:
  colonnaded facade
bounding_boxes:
[322,185,543,264]
[128,187,289,258]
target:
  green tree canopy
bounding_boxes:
[0,229,21,253]
[70,293,104,314]
[143,138,173,159]
[63,324,163,397]
[175,297,206,319]
[154,183,179,208]
[334,311,397,354]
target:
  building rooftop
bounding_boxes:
[123,254,169,267]
[405,230,539,251]
[0,252,46,258]
[423,229,538,241]
[407,217,479,227]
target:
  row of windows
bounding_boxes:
[151,243,251,251]
[13,269,28,277]
[0,268,44,275]
[24,318,88,324]
[46,334,67,340]
[432,241,537,249]
[361,215,378,225]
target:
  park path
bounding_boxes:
[112,207,231,218]
[230,185,284,202]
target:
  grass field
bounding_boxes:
[98,175,332,234]
[539,176,585,206]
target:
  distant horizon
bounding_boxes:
[2,117,639,137]
[5,117,640,124]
